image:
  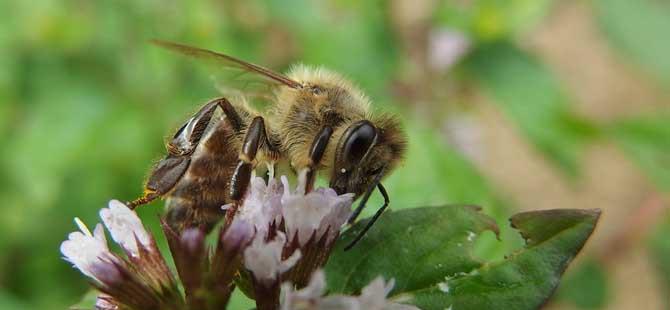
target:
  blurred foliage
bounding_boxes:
[609,115,670,191]
[556,258,609,309]
[649,214,670,308]
[464,43,599,177]
[0,0,669,309]
[595,0,670,88]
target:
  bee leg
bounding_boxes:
[127,156,191,209]
[215,97,243,132]
[230,116,267,201]
[127,192,159,209]
[347,166,386,224]
[344,183,389,251]
[302,126,334,193]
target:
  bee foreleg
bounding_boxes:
[347,166,386,224]
[344,183,389,251]
[230,116,267,201]
[303,126,334,193]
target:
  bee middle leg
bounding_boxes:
[229,116,276,201]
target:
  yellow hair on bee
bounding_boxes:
[284,64,371,111]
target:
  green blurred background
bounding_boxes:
[1,0,669,309]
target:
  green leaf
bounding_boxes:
[327,205,499,295]
[69,290,97,310]
[464,42,599,177]
[326,206,600,310]
[608,114,670,191]
[595,0,670,87]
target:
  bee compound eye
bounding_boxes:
[343,122,377,166]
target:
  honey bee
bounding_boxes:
[128,40,407,249]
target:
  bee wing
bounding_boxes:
[152,40,301,100]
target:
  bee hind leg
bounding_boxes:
[127,156,191,209]
[126,191,159,209]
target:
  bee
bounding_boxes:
[128,40,407,249]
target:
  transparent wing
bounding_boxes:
[151,40,301,101]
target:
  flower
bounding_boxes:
[100,200,152,257]
[280,176,354,246]
[236,176,354,289]
[281,270,420,310]
[61,176,380,310]
[61,201,182,310]
[244,232,302,284]
[236,177,284,236]
[60,218,114,282]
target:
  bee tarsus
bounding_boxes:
[345,183,390,251]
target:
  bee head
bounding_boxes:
[329,116,407,198]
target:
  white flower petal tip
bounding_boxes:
[100,200,152,256]
[239,177,284,234]
[281,271,420,310]
[279,177,353,246]
[60,218,111,281]
[244,232,301,283]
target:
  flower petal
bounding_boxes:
[60,219,111,281]
[100,200,151,256]
[244,232,300,283]
[280,177,353,246]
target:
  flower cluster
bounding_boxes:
[61,176,419,310]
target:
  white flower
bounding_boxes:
[237,177,284,236]
[281,270,327,310]
[357,277,399,309]
[100,200,152,257]
[60,218,113,282]
[238,176,353,247]
[281,176,354,246]
[244,232,301,283]
[281,270,420,310]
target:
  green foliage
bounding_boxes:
[369,124,522,261]
[435,0,555,41]
[464,43,599,177]
[1,0,667,308]
[595,0,670,87]
[557,258,609,309]
[609,114,670,191]
[326,206,600,310]
[69,290,98,310]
